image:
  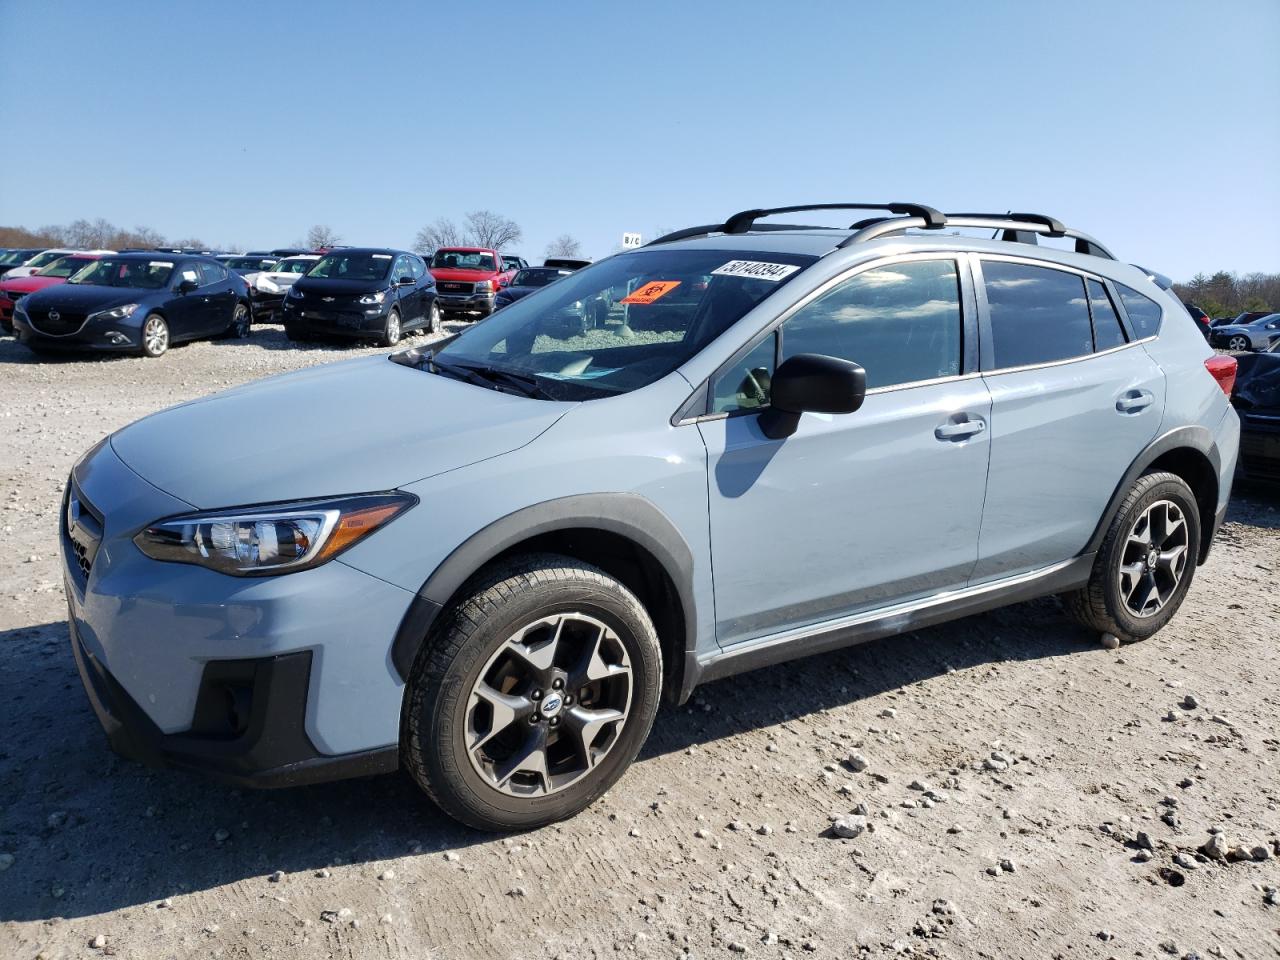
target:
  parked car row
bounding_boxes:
[0,239,586,358]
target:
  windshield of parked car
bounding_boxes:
[68,258,174,289]
[224,256,274,271]
[503,257,523,270]
[23,251,67,271]
[307,253,392,282]
[431,250,496,272]
[35,256,94,279]
[512,268,569,288]
[1248,313,1280,326]
[0,250,36,266]
[432,248,816,401]
[274,258,315,274]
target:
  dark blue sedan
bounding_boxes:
[493,266,573,311]
[13,253,251,358]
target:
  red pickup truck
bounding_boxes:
[428,246,515,320]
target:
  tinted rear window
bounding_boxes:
[982,261,1093,368]
[1117,285,1164,338]
[1088,279,1127,351]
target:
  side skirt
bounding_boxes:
[688,554,1095,692]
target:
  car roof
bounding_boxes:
[434,246,493,253]
[317,247,408,257]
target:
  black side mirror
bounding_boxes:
[397,275,415,285]
[759,353,867,440]
[177,278,199,294]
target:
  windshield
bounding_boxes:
[432,250,496,272]
[275,258,315,274]
[224,256,274,271]
[36,256,94,279]
[434,248,815,400]
[1250,313,1280,326]
[24,251,66,270]
[503,257,523,270]
[513,268,568,287]
[307,252,392,282]
[0,250,36,266]
[68,258,175,289]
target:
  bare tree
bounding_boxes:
[413,217,466,254]
[545,234,582,259]
[305,224,342,249]
[171,237,207,250]
[464,210,523,250]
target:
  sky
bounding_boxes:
[1,0,1277,280]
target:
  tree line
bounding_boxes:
[1,211,583,261]
[1172,271,1278,319]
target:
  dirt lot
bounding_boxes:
[1,328,1277,960]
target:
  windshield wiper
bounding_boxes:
[465,366,554,400]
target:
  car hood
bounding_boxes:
[109,355,573,507]
[24,283,153,312]
[1233,351,1280,413]
[430,267,498,282]
[1,275,65,294]
[498,285,540,299]
[293,276,388,297]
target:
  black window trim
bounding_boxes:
[970,253,1149,378]
[682,252,980,424]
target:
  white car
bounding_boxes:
[5,248,115,279]
[245,255,321,321]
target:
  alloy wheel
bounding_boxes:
[1117,499,1189,618]
[233,305,250,338]
[429,302,441,335]
[1228,335,1249,351]
[143,316,168,356]
[386,311,401,345]
[464,613,632,798]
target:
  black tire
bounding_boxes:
[427,300,442,335]
[381,308,402,347]
[402,553,663,831]
[220,302,251,340]
[1062,471,1201,643]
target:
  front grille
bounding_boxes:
[63,479,104,583]
[6,290,27,302]
[438,281,475,294]
[30,308,88,336]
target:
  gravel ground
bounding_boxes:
[1,328,1278,960]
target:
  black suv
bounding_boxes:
[280,248,439,346]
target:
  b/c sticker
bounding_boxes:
[621,280,681,305]
[711,260,800,281]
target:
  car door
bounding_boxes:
[391,255,419,324]
[164,262,206,340]
[696,255,992,648]
[198,260,237,336]
[969,256,1166,583]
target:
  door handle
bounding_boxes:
[935,417,986,441]
[1116,390,1154,413]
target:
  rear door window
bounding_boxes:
[197,261,225,286]
[1116,284,1164,338]
[981,261,1093,368]
[1087,279,1127,351]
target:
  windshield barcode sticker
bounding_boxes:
[711,260,800,281]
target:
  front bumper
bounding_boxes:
[63,439,416,784]
[436,292,494,315]
[280,299,389,338]
[250,291,285,322]
[14,310,141,352]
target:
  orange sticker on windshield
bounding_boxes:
[620,280,681,305]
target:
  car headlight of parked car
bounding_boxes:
[257,278,280,294]
[287,285,305,299]
[88,304,140,323]
[133,492,416,576]
[476,280,495,294]
[358,291,386,305]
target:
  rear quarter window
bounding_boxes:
[1117,284,1164,339]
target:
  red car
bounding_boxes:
[0,253,102,332]
[428,246,511,321]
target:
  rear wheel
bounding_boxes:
[427,300,442,335]
[402,554,663,831]
[227,303,251,339]
[1062,471,1201,643]
[1227,335,1250,352]
[140,314,169,358]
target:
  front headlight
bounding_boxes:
[287,285,304,299]
[133,492,415,576]
[476,280,494,293]
[358,291,386,305]
[89,303,139,322]
[258,278,280,294]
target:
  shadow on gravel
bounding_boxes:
[0,597,1088,922]
[1227,486,1280,527]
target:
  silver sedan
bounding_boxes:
[1213,313,1280,352]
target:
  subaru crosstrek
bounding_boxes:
[63,203,1239,830]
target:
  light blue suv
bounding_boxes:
[64,204,1240,830]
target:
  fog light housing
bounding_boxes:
[105,331,132,345]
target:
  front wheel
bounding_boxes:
[1227,335,1250,352]
[402,554,663,831]
[1062,471,1201,643]
[140,314,169,358]
[427,300,442,335]
[381,308,402,347]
